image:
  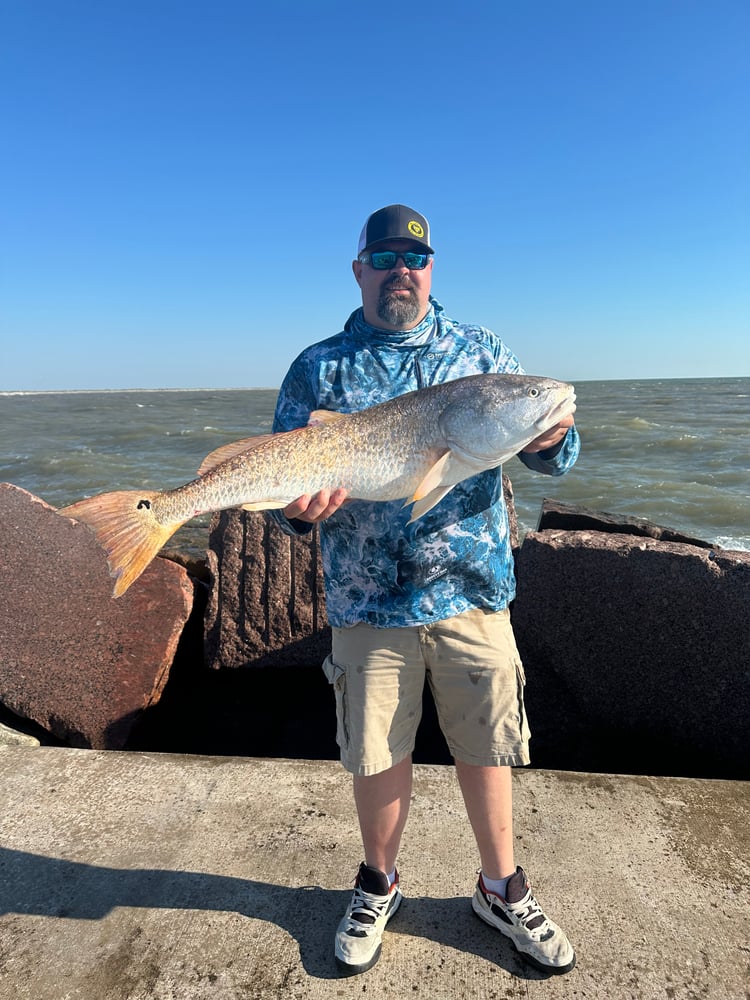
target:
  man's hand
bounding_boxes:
[522,413,576,454]
[283,487,349,524]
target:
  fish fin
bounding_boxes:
[411,451,453,501]
[406,485,456,523]
[197,434,277,475]
[308,409,346,425]
[59,490,183,598]
[418,445,516,493]
[406,444,513,522]
[197,428,310,475]
[240,500,289,511]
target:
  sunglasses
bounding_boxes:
[358,250,433,270]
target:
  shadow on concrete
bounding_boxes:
[0,846,546,981]
[389,893,551,981]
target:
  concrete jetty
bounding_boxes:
[0,746,747,999]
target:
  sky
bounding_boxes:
[1,0,748,391]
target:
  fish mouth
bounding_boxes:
[534,390,577,431]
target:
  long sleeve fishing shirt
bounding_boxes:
[269,298,580,628]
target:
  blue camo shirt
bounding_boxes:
[269,298,580,628]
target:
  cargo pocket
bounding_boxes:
[322,654,349,751]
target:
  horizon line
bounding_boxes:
[2,373,749,396]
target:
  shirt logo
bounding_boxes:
[408,220,425,239]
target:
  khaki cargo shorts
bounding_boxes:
[322,607,531,776]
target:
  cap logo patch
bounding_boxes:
[407,220,425,238]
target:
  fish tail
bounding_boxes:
[59,489,184,597]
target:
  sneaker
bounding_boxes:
[472,866,576,975]
[334,862,403,975]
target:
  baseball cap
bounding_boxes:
[357,204,434,255]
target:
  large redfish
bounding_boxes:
[59,373,576,596]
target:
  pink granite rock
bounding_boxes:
[0,483,194,748]
[536,497,713,548]
[204,509,330,669]
[512,528,750,774]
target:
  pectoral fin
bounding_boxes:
[402,451,455,522]
[406,485,456,522]
[411,450,452,501]
[405,445,514,522]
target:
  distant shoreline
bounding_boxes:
[0,386,280,397]
[2,375,748,396]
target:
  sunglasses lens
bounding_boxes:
[370,252,396,269]
[367,251,429,270]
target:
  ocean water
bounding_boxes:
[1,378,748,556]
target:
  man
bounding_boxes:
[270,204,579,977]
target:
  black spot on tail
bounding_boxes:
[137,499,151,510]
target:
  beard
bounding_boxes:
[376,278,423,328]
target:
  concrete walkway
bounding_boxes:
[0,745,747,1000]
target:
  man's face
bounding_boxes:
[352,239,433,331]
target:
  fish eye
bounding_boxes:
[527,387,540,398]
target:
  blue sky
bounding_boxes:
[2,0,748,390]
